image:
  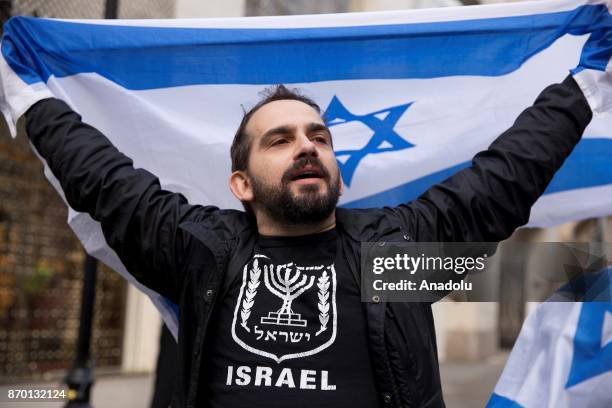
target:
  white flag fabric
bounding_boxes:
[488,268,612,407]
[0,0,611,336]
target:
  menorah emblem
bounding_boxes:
[232,256,338,363]
[261,263,315,327]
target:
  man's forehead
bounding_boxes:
[246,99,324,138]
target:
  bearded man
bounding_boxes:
[25,75,592,407]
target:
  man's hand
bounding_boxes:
[572,3,612,114]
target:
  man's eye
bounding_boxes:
[271,138,288,146]
[314,136,329,144]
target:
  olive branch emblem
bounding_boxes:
[316,270,330,336]
[240,259,261,332]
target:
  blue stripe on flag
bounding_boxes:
[2,4,610,89]
[164,297,179,319]
[342,138,612,208]
[486,393,524,408]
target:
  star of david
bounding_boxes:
[566,301,612,388]
[323,95,414,187]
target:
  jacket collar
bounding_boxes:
[336,207,400,242]
[180,207,400,246]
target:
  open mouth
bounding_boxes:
[290,166,324,182]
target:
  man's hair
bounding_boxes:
[230,85,321,173]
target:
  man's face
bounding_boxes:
[242,99,342,225]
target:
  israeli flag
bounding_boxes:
[0,0,611,336]
[488,268,612,407]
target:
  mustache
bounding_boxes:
[281,156,331,184]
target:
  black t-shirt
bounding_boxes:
[201,228,380,408]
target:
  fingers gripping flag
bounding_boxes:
[572,4,612,114]
[0,0,611,337]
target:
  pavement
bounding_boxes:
[0,374,155,408]
[0,353,508,408]
[440,353,508,408]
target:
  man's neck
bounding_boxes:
[255,212,336,237]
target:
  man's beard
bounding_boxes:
[249,157,341,226]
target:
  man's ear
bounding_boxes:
[229,170,254,203]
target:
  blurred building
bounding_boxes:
[0,0,176,386]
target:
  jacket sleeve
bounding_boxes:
[393,75,593,242]
[25,98,219,301]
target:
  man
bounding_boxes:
[25,75,591,407]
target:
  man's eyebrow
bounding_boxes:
[307,122,331,135]
[308,123,333,145]
[259,125,294,146]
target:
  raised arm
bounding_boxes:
[393,75,593,242]
[25,98,219,301]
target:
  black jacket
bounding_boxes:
[25,76,591,408]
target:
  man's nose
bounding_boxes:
[294,133,318,159]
